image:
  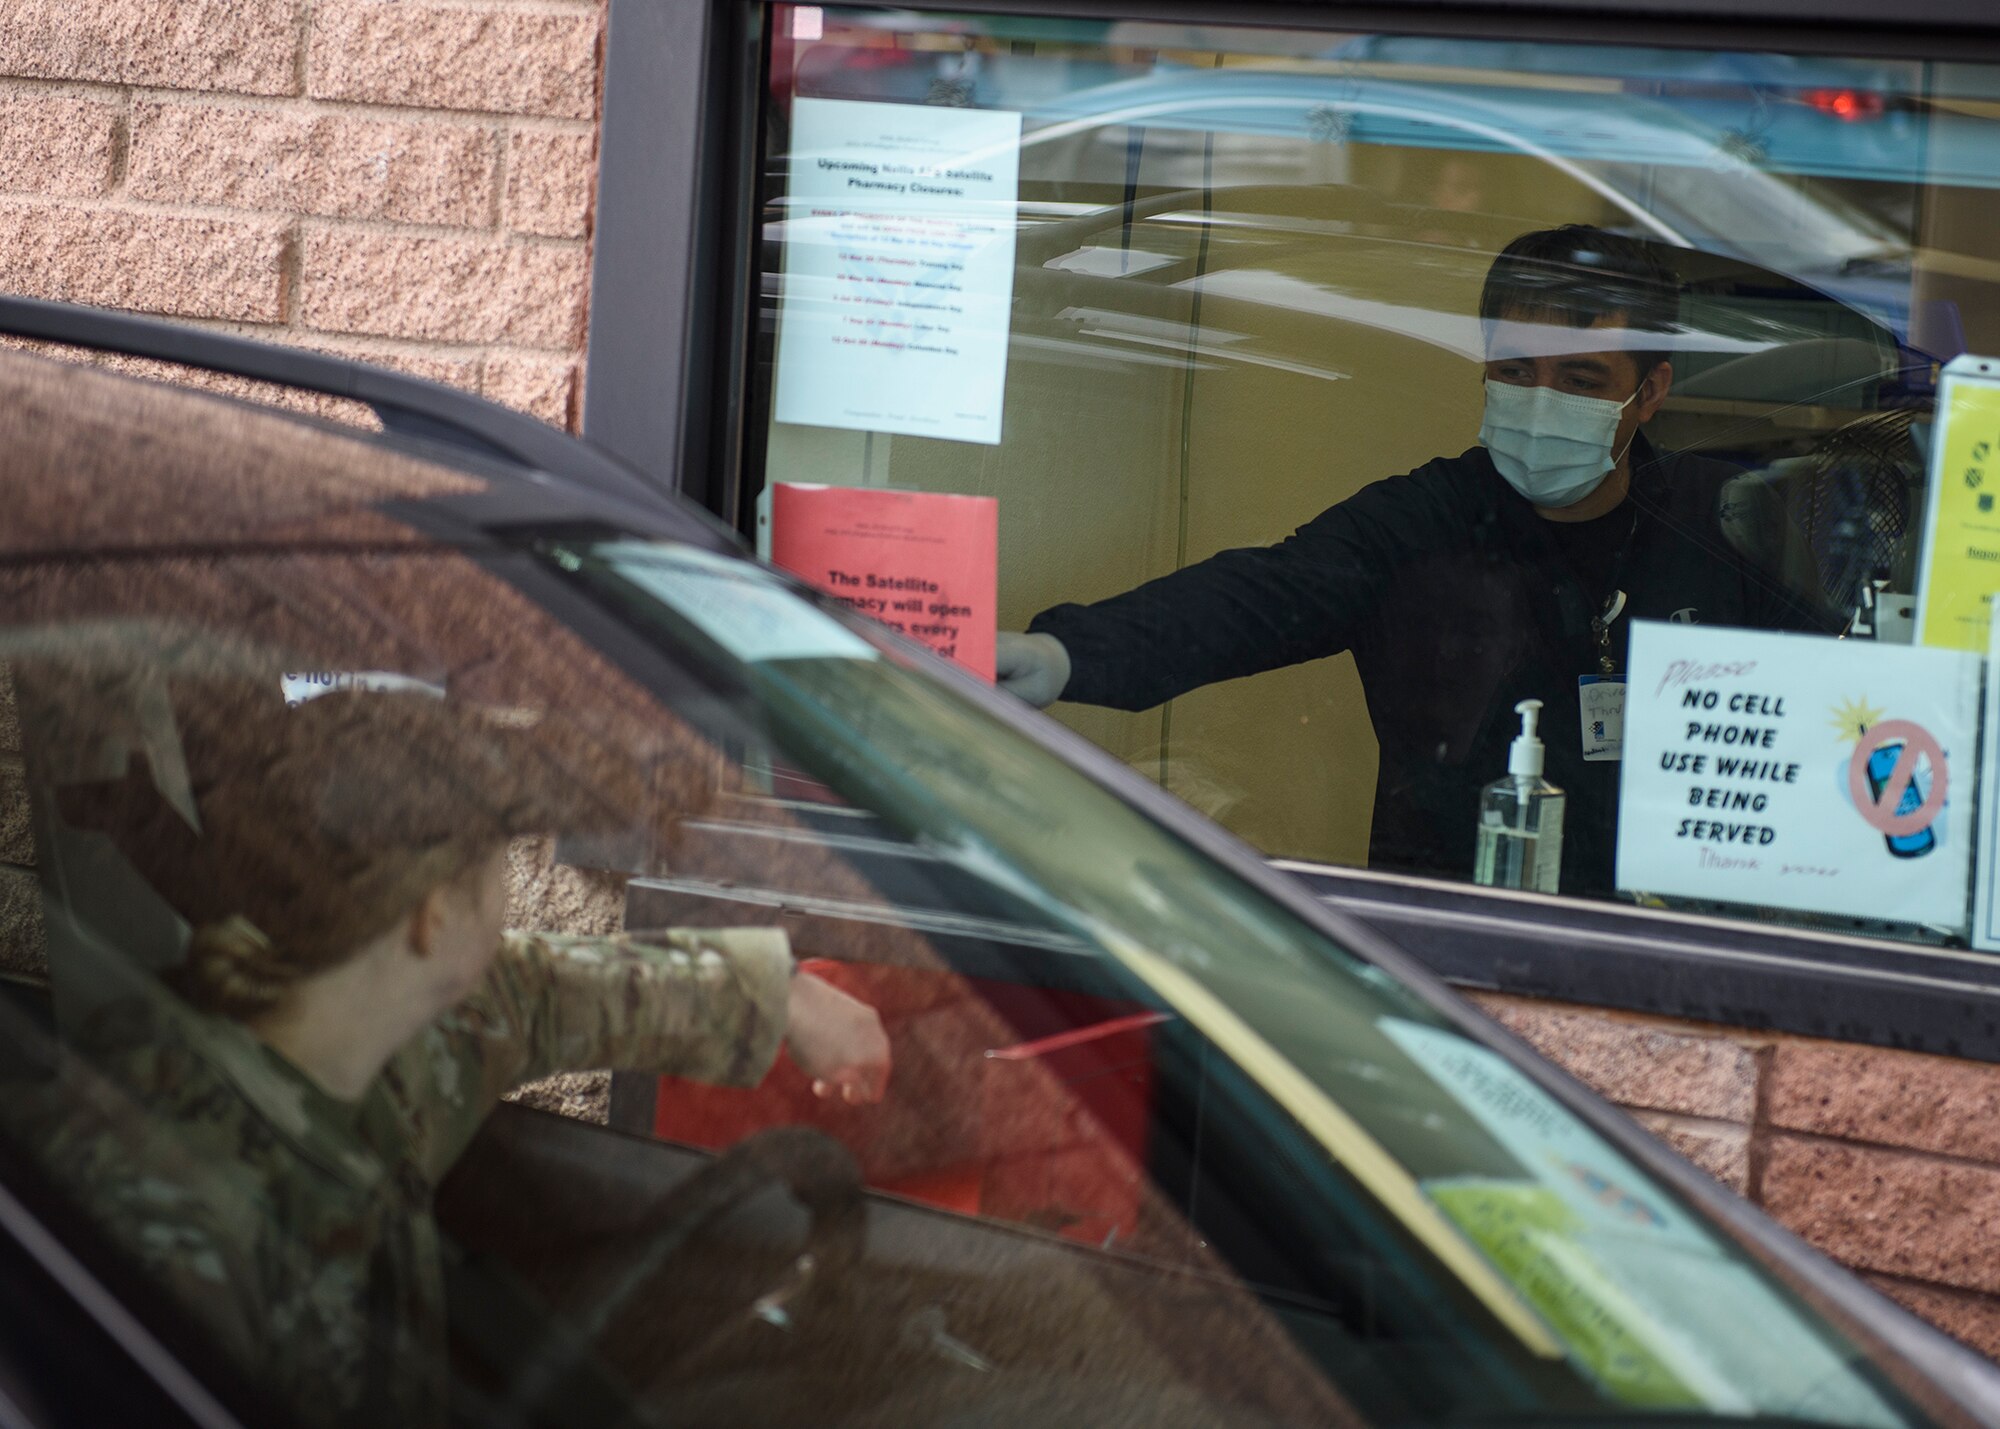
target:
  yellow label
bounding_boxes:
[1919,373,2000,650]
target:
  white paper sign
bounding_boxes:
[773,98,1022,446]
[1617,622,1980,928]
[280,671,445,707]
[604,544,879,666]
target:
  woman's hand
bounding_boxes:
[785,970,891,1104]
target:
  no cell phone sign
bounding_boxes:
[1847,720,1947,840]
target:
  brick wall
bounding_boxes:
[0,0,603,428]
[1474,991,2000,1361]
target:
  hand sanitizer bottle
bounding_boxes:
[1474,699,1565,893]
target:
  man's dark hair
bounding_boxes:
[1479,225,1680,381]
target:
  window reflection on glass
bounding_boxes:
[750,7,1993,946]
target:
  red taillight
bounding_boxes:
[1803,88,1886,122]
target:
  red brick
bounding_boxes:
[1865,1275,2000,1361]
[1770,1039,2000,1164]
[506,128,595,237]
[308,1,600,119]
[1471,994,1758,1121]
[301,229,588,347]
[504,835,626,938]
[0,0,300,96]
[299,338,481,395]
[1762,1135,2000,1294]
[0,201,288,323]
[0,94,119,198]
[1632,1112,1750,1194]
[130,102,496,228]
[482,351,575,426]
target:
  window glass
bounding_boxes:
[0,349,1953,1426]
[748,8,2000,949]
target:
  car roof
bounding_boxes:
[0,296,732,562]
[0,346,491,559]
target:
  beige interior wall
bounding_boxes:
[1911,64,2000,359]
[1349,146,1619,234]
[762,424,894,494]
[1913,184,2000,358]
[884,318,1192,772]
[1169,302,1474,865]
[1160,145,1617,865]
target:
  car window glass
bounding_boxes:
[0,413,1949,1429]
[747,7,1999,956]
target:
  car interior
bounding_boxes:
[0,592,1563,1428]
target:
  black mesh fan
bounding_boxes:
[1794,409,1922,615]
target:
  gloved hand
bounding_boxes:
[995,631,1071,708]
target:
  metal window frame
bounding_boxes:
[585,0,2000,1060]
[585,0,767,523]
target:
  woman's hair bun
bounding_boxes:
[171,916,297,1019]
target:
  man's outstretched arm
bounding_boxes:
[1020,462,1478,711]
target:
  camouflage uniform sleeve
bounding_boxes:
[390,928,793,1181]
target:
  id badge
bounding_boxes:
[1578,674,1626,761]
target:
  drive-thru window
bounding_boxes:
[583,0,2000,1058]
[752,8,2000,929]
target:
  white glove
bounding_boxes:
[995,631,1071,708]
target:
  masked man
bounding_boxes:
[997,225,1829,895]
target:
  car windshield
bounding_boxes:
[0,345,1951,1427]
[557,536,1939,1428]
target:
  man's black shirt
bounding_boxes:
[1546,498,1639,610]
[1029,435,1831,895]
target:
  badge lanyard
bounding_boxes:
[1578,504,1641,761]
[1590,588,1628,676]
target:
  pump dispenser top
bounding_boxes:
[1508,699,1545,779]
[1477,697,1565,893]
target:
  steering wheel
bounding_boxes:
[497,1126,865,1426]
